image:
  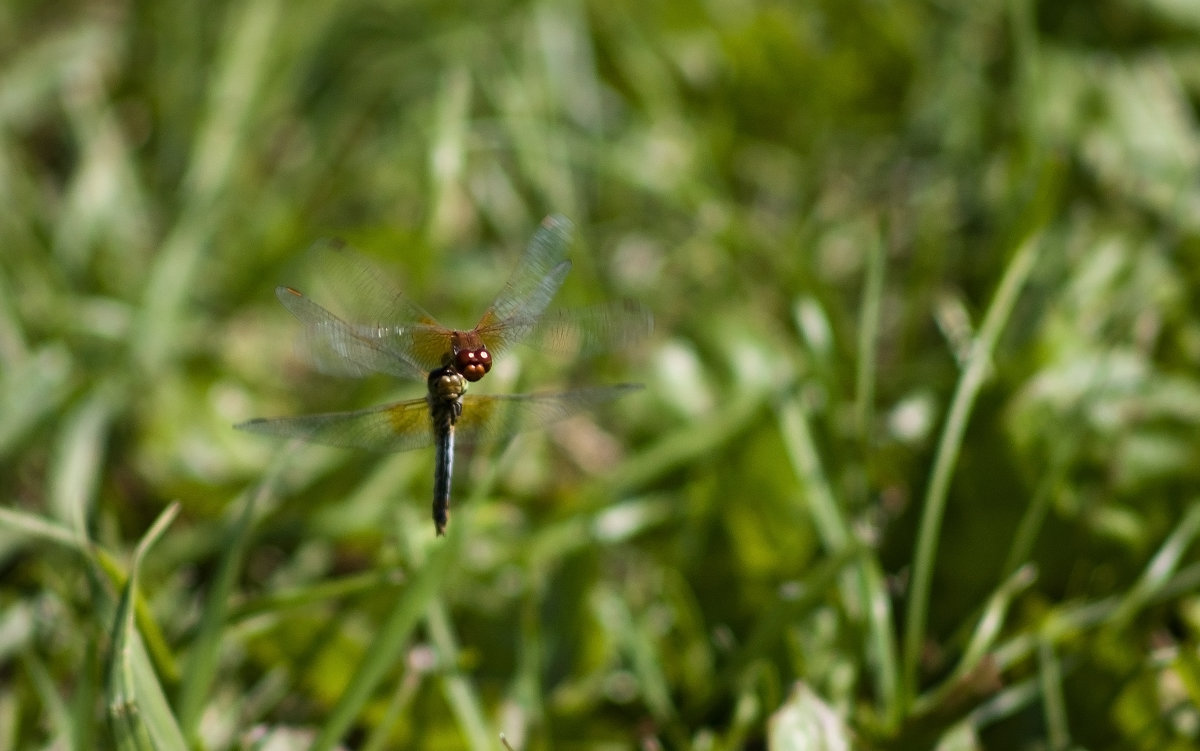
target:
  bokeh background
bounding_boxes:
[4,1,1200,749]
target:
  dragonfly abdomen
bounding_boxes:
[432,424,454,535]
[427,367,467,535]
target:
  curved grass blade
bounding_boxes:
[105,504,186,751]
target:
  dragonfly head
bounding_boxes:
[450,331,492,382]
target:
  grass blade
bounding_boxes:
[902,232,1042,705]
[105,503,186,751]
[309,529,458,751]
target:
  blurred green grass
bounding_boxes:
[4,0,1200,748]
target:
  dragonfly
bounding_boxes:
[236,215,649,535]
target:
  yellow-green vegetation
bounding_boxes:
[4,1,1200,749]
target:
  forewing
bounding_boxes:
[275,287,428,380]
[528,299,653,359]
[473,216,573,353]
[453,384,642,446]
[284,239,452,376]
[235,398,434,453]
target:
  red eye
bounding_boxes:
[456,349,491,381]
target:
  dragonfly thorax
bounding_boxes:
[428,367,467,401]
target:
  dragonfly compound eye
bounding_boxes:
[457,348,491,382]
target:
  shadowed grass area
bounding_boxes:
[4,1,1200,749]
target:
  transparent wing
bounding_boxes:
[284,239,455,376]
[454,384,643,446]
[528,299,654,359]
[275,286,429,380]
[472,215,573,354]
[235,398,434,452]
[235,384,642,452]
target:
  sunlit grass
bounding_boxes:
[3,1,1200,749]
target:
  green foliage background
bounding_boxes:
[4,0,1200,748]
